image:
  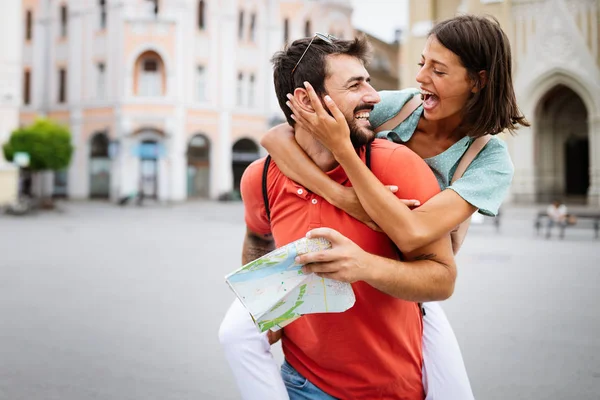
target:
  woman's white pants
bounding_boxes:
[218,299,474,400]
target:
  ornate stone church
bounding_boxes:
[404,0,600,206]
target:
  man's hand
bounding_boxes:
[267,329,282,345]
[295,228,370,283]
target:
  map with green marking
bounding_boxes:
[225,237,356,332]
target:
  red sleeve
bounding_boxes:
[372,142,440,205]
[240,158,272,235]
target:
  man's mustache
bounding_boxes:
[353,104,375,114]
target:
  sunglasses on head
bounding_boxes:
[291,32,337,77]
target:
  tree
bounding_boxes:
[3,118,73,201]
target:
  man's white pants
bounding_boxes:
[218,299,474,400]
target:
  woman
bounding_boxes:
[221,14,528,399]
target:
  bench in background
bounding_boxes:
[535,211,600,239]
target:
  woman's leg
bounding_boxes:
[422,302,475,400]
[218,299,289,400]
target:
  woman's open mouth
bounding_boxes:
[421,89,440,111]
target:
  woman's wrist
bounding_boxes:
[331,142,357,163]
[322,182,347,208]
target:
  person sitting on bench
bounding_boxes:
[546,199,568,239]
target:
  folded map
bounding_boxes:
[225,237,356,332]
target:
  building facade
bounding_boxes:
[404,0,600,206]
[0,0,22,206]
[357,29,401,91]
[1,0,23,166]
[20,0,355,201]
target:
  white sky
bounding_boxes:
[350,0,409,43]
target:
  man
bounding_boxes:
[220,35,456,399]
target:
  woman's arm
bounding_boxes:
[333,137,475,252]
[261,124,406,230]
[289,83,477,252]
[260,124,344,206]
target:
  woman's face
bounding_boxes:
[415,35,474,122]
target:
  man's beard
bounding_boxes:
[348,118,375,148]
[347,102,376,148]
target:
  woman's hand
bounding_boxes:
[285,82,353,157]
[335,186,420,232]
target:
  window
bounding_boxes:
[196,66,206,101]
[134,51,165,97]
[144,60,158,71]
[99,0,106,29]
[139,58,161,96]
[238,10,244,40]
[236,72,244,106]
[60,5,68,37]
[304,20,311,37]
[248,74,255,107]
[198,0,205,30]
[147,0,159,15]
[23,70,31,105]
[249,13,256,42]
[97,63,106,100]
[25,10,33,40]
[283,18,289,45]
[58,68,67,103]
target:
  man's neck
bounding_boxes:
[295,128,339,172]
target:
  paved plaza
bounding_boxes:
[0,201,599,400]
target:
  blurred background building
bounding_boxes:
[17,0,359,202]
[403,0,600,206]
[7,0,599,206]
[0,0,22,207]
[0,0,23,166]
[357,29,401,91]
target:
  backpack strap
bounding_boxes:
[448,135,492,255]
[262,155,272,221]
[375,94,423,134]
[451,135,492,184]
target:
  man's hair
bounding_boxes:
[430,15,530,137]
[271,35,371,126]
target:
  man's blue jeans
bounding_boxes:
[281,360,338,400]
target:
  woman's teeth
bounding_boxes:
[421,89,435,101]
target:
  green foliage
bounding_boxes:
[2,118,73,171]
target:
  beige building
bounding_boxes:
[403,0,600,206]
[0,0,22,205]
[357,29,401,91]
[20,0,355,201]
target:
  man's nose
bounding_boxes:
[363,84,381,104]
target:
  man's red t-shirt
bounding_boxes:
[241,139,440,399]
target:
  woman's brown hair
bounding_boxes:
[430,14,530,137]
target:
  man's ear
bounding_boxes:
[293,88,315,112]
[472,70,488,93]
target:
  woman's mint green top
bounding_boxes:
[369,88,514,217]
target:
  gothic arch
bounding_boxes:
[519,69,598,120]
